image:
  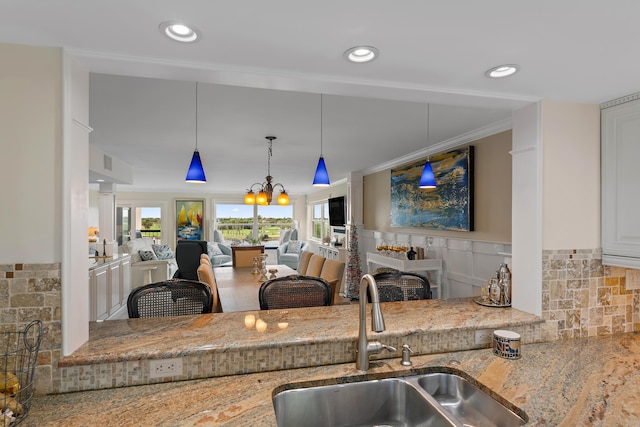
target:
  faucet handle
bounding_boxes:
[366,342,397,355]
[381,344,397,353]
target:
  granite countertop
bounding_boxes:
[59,298,542,367]
[25,332,640,426]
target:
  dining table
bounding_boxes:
[214,264,298,312]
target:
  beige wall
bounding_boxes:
[542,99,600,250]
[364,130,512,243]
[0,44,62,263]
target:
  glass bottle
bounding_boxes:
[407,247,417,260]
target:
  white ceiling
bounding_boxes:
[3,1,639,196]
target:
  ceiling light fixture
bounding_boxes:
[344,46,379,63]
[419,104,437,189]
[485,64,519,78]
[245,136,289,206]
[185,82,206,183]
[312,94,330,187]
[159,21,200,43]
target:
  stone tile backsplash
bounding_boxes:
[0,263,61,395]
[542,249,640,338]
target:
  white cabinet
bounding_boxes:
[90,264,109,321]
[318,245,347,261]
[602,98,640,268]
[109,261,121,316]
[89,255,131,321]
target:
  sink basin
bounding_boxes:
[273,370,527,427]
[273,377,460,427]
[418,373,527,427]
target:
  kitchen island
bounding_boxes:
[24,332,640,426]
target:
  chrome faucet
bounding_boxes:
[356,274,397,370]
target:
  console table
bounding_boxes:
[366,252,443,298]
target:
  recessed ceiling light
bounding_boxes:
[485,64,520,78]
[344,46,379,63]
[96,179,104,182]
[159,21,200,43]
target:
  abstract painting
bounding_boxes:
[176,199,205,242]
[390,146,474,231]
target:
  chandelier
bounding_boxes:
[244,136,289,206]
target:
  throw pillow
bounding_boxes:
[280,230,291,244]
[139,250,158,261]
[290,229,298,241]
[152,244,174,260]
[213,230,225,244]
[208,242,223,256]
[287,240,302,254]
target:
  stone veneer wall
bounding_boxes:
[542,249,640,338]
[0,263,61,395]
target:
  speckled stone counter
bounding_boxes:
[25,333,640,426]
[53,298,546,392]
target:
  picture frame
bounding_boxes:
[390,146,474,231]
[175,199,205,243]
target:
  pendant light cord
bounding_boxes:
[320,94,323,156]
[426,103,430,159]
[195,82,198,150]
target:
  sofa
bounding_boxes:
[209,230,233,266]
[121,237,178,288]
[276,240,309,270]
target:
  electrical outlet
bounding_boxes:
[474,329,493,345]
[149,358,183,379]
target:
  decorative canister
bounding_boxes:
[493,330,521,359]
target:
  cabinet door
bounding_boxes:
[109,262,121,315]
[602,100,640,267]
[120,256,131,300]
[94,265,109,320]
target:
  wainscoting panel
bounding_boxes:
[362,230,511,299]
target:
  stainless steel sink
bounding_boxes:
[273,377,461,427]
[418,373,527,427]
[273,371,527,427]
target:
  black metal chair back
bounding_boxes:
[127,279,213,318]
[173,240,207,281]
[258,275,332,310]
[370,272,431,302]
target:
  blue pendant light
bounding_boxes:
[419,104,436,189]
[313,94,330,186]
[186,82,206,183]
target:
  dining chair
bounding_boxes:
[258,275,332,310]
[371,271,431,302]
[173,240,208,281]
[319,259,345,304]
[200,253,211,265]
[232,246,265,267]
[305,254,326,277]
[127,279,213,318]
[296,250,313,275]
[197,262,223,313]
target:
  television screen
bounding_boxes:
[328,196,346,227]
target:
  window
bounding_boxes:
[216,204,293,246]
[312,201,330,242]
[136,207,162,242]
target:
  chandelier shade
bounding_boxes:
[185,82,206,183]
[245,136,289,206]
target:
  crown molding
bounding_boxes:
[361,117,512,175]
